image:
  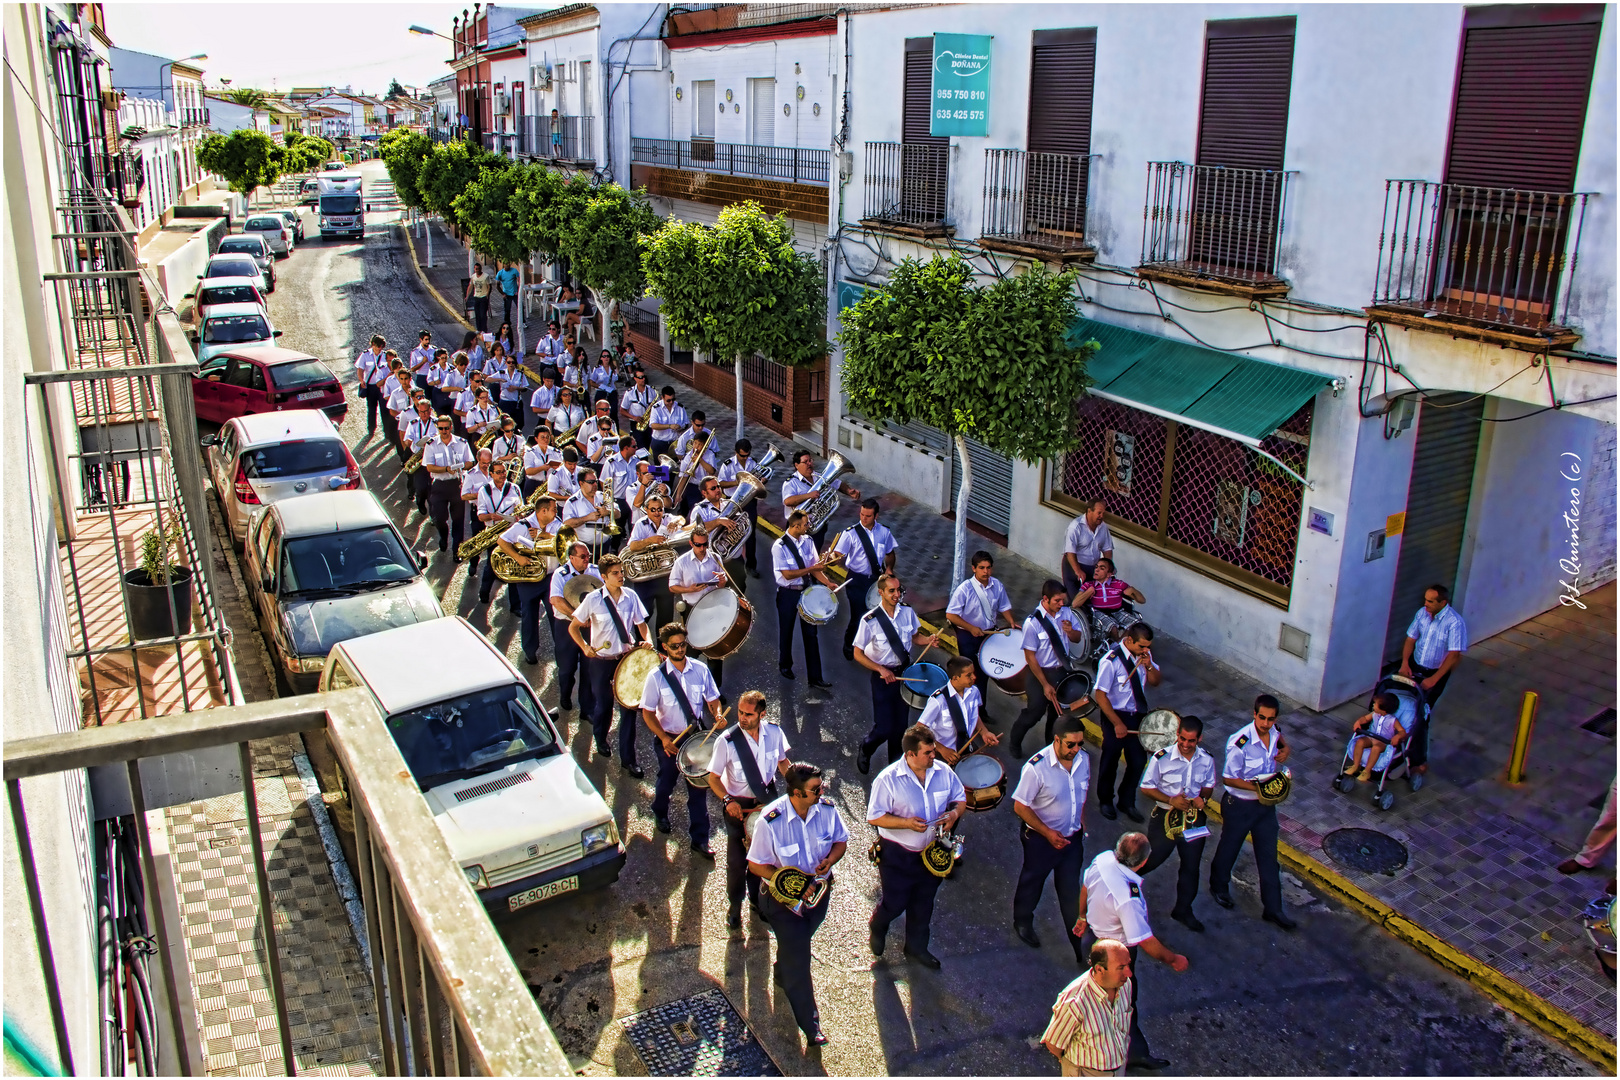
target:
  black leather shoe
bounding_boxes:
[1129,1055,1171,1070]
[726,910,742,929]
[780,668,795,681]
[595,743,612,760]
[1263,910,1297,931]
[691,843,714,861]
[856,747,872,774]
[1172,910,1205,933]
[523,653,538,665]
[1211,891,1235,909]
[1014,923,1041,948]
[1097,804,1118,821]
[559,699,574,712]
[810,679,834,690]
[904,948,942,970]
[1120,805,1145,824]
[868,927,885,957]
[625,763,646,780]
[654,813,672,833]
[841,649,855,662]
[807,1023,829,1047]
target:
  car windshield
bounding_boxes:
[320,195,361,214]
[241,438,347,479]
[279,525,416,596]
[268,359,334,390]
[219,238,263,254]
[247,218,282,230]
[204,315,271,343]
[387,684,557,788]
[208,259,259,279]
[199,285,260,307]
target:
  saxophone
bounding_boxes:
[457,486,549,560]
[803,452,856,532]
[708,471,765,562]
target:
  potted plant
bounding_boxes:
[121,519,194,641]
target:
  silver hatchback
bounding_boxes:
[202,409,362,544]
[243,213,293,256]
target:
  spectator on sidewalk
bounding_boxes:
[1062,497,1113,604]
[1559,776,1617,888]
[1042,940,1134,1077]
[465,262,492,332]
[496,262,521,329]
[1397,583,1467,784]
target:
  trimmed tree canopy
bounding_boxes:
[379,129,432,208]
[195,129,280,194]
[562,185,661,303]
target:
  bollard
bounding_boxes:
[1507,691,1538,783]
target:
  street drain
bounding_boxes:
[1323,828,1409,875]
[620,988,781,1076]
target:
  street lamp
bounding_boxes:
[408,25,453,41]
[158,51,207,114]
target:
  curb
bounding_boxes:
[399,223,476,334]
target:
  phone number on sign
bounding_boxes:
[936,89,987,101]
[936,109,986,121]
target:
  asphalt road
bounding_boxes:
[246,163,1598,1077]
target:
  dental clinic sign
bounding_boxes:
[930,33,992,137]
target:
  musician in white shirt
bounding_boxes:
[521,428,561,499]
[706,690,791,926]
[640,623,724,857]
[570,554,653,773]
[354,334,387,435]
[561,470,616,554]
[853,574,938,774]
[1010,579,1090,759]
[1138,715,1217,932]
[648,386,688,461]
[831,499,899,661]
[625,496,680,630]
[547,446,583,500]
[528,369,562,435]
[600,438,639,523]
[669,525,733,687]
[773,510,839,685]
[399,398,437,516]
[458,448,495,569]
[422,418,474,556]
[916,656,1000,764]
[945,551,1019,714]
[781,450,860,550]
[495,496,560,665]
[717,439,766,576]
[546,386,585,442]
[549,542,600,716]
[673,412,718,517]
[473,461,524,612]
[451,371,486,438]
[463,388,502,442]
[620,370,656,450]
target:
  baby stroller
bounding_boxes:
[1332,673,1429,811]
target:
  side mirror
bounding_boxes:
[272,330,284,338]
[414,550,429,571]
[184,292,195,299]
[260,574,275,594]
[199,434,219,447]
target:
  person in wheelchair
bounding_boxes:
[1071,558,1145,617]
[1343,692,1407,782]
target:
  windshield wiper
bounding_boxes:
[285,585,361,599]
[346,578,403,591]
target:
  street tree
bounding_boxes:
[417,140,509,273]
[195,129,281,204]
[380,128,435,254]
[456,162,544,352]
[387,78,407,99]
[641,201,825,441]
[560,183,660,342]
[839,256,1095,585]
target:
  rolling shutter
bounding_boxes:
[748,77,775,146]
[1382,395,1485,662]
[1196,17,1296,170]
[950,435,1014,536]
[1028,29,1095,157]
[901,37,948,222]
[1443,7,1603,192]
[902,38,947,147]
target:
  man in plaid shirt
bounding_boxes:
[1042,939,1134,1076]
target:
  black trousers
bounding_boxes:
[1208,794,1284,917]
[722,798,763,914]
[775,587,823,681]
[860,670,907,766]
[741,502,759,570]
[498,399,524,426]
[841,571,875,654]
[362,383,382,432]
[551,614,593,715]
[1012,824,1085,961]
[1143,805,1208,917]
[516,578,549,660]
[761,886,830,1037]
[1010,667,1067,757]
[1062,561,1097,605]
[1097,709,1146,811]
[650,437,674,462]
[1405,663,1449,768]
[871,839,943,954]
[472,295,490,331]
[585,655,640,763]
[633,579,675,638]
[501,291,516,327]
[427,479,464,551]
[404,463,429,512]
[479,557,518,612]
[652,738,711,845]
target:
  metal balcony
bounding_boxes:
[980,148,1095,261]
[1368,180,1592,349]
[630,136,829,185]
[522,115,595,163]
[861,141,951,235]
[1137,160,1293,297]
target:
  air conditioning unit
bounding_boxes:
[532,66,552,90]
[498,92,512,114]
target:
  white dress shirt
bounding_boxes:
[628,514,678,544]
[947,576,1013,631]
[650,400,688,436]
[867,759,966,852]
[354,347,385,383]
[401,417,435,452]
[409,345,435,372]
[475,481,522,523]
[459,466,492,501]
[1066,516,1113,565]
[547,465,581,499]
[1012,743,1092,835]
[831,522,898,577]
[1021,607,1086,670]
[488,433,524,462]
[547,403,585,433]
[589,364,617,393]
[639,658,719,734]
[670,550,725,605]
[464,404,501,436]
[584,427,624,462]
[1140,745,1217,800]
[675,428,718,471]
[571,586,649,657]
[782,472,816,509]
[1093,643,1155,713]
[529,383,561,415]
[1222,721,1283,802]
[1083,850,1152,947]
[524,444,562,478]
[562,491,612,544]
[747,795,848,875]
[916,684,983,751]
[549,561,600,619]
[599,452,638,500]
[772,534,818,589]
[621,384,656,421]
[1406,604,1468,669]
[453,386,480,413]
[421,437,473,475]
[853,602,921,669]
[709,723,792,800]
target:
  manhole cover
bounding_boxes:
[1323,828,1409,875]
[620,988,780,1076]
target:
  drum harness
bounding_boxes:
[724,726,778,810]
[869,604,911,680]
[600,587,645,656]
[776,532,808,587]
[1106,641,1150,717]
[847,523,883,589]
[660,661,706,748]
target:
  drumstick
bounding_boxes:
[894,676,931,684]
[830,576,855,594]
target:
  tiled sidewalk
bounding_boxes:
[411,227,1619,1047]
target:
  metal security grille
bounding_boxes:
[1055,396,1312,592]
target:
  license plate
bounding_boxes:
[508,875,578,911]
[297,390,325,401]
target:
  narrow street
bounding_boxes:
[234,162,1597,1077]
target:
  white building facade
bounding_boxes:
[114,95,180,230]
[825,4,1616,709]
[108,46,207,193]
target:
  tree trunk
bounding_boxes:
[425,214,433,267]
[951,433,972,590]
[516,263,527,358]
[734,355,746,443]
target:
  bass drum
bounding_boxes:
[1137,709,1181,754]
[978,627,1028,696]
[898,662,948,710]
[686,588,753,659]
[953,754,1007,812]
[612,647,662,710]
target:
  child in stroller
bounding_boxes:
[1344,692,1408,782]
[1334,675,1429,809]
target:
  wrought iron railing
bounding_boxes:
[741,354,787,398]
[1140,161,1292,284]
[428,126,453,144]
[630,136,829,185]
[982,148,1092,250]
[863,141,950,227]
[1370,180,1592,332]
[522,115,595,162]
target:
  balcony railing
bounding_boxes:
[181,107,209,126]
[981,148,1094,256]
[1138,160,1292,295]
[862,141,950,232]
[1369,180,1591,340]
[522,115,596,163]
[631,137,830,185]
[741,354,787,398]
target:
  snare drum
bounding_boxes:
[1137,708,1181,754]
[1064,615,1093,671]
[898,662,948,710]
[686,588,753,658]
[978,627,1028,696]
[612,646,662,710]
[676,728,720,788]
[798,584,840,625]
[1055,671,1096,716]
[953,754,1007,812]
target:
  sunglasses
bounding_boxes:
[665,640,688,650]
[436,424,452,430]
[691,539,708,547]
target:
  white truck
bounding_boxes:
[316,173,364,240]
[320,617,625,913]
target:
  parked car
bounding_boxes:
[212,236,277,291]
[322,161,345,171]
[243,491,438,692]
[300,178,320,205]
[272,207,305,243]
[191,345,346,425]
[185,277,265,329]
[244,213,293,257]
[196,302,279,363]
[199,253,273,297]
[319,617,626,912]
[201,410,363,545]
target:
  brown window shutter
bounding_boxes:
[1196,16,1296,170]
[1444,7,1603,192]
[903,38,947,147]
[1028,29,1096,157]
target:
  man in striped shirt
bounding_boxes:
[1042,939,1134,1076]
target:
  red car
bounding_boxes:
[192,347,347,426]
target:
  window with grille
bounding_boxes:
[1045,396,1313,602]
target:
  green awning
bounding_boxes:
[1067,318,1333,446]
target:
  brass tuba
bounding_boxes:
[489,526,576,583]
[751,444,783,483]
[620,518,697,582]
[708,470,765,562]
[803,452,856,532]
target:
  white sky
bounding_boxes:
[102,1,554,95]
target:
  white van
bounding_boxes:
[320,617,625,913]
